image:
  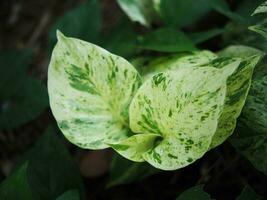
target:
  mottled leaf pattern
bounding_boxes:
[48,31,141,149]
[109,133,161,162]
[249,22,267,39]
[48,32,264,171]
[250,1,267,38]
[128,64,237,170]
[209,46,263,148]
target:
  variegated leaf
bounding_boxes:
[252,1,267,15]
[109,133,161,162]
[48,31,141,149]
[209,46,263,148]
[126,64,238,170]
[249,22,267,39]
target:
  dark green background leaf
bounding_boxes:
[0,163,34,200]
[26,127,85,200]
[137,28,196,52]
[159,0,212,28]
[101,18,138,58]
[0,127,85,200]
[236,186,263,200]
[107,154,159,188]
[49,0,101,48]
[56,190,80,200]
[0,50,48,130]
[176,185,211,200]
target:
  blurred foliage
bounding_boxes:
[0,50,48,130]
[175,185,211,200]
[0,127,85,200]
[49,0,101,49]
[236,186,263,200]
[107,154,159,188]
[136,28,196,52]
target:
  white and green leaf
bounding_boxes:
[209,46,263,148]
[48,31,141,149]
[249,21,267,39]
[252,1,267,15]
[126,64,237,170]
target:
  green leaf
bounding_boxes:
[231,125,267,175]
[101,18,138,58]
[252,1,267,15]
[126,63,237,170]
[26,127,85,200]
[49,0,101,49]
[56,190,80,200]
[0,50,48,130]
[209,46,263,148]
[159,0,212,28]
[0,163,34,200]
[116,0,158,27]
[189,28,224,45]
[137,28,196,53]
[107,154,159,188]
[48,31,142,149]
[236,186,263,200]
[176,185,211,200]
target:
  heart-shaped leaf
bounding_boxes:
[113,62,238,170]
[48,31,142,149]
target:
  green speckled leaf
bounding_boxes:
[48,31,141,149]
[252,1,267,15]
[128,64,237,170]
[210,46,263,148]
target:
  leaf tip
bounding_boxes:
[56,30,66,41]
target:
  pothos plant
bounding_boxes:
[47,31,263,170]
